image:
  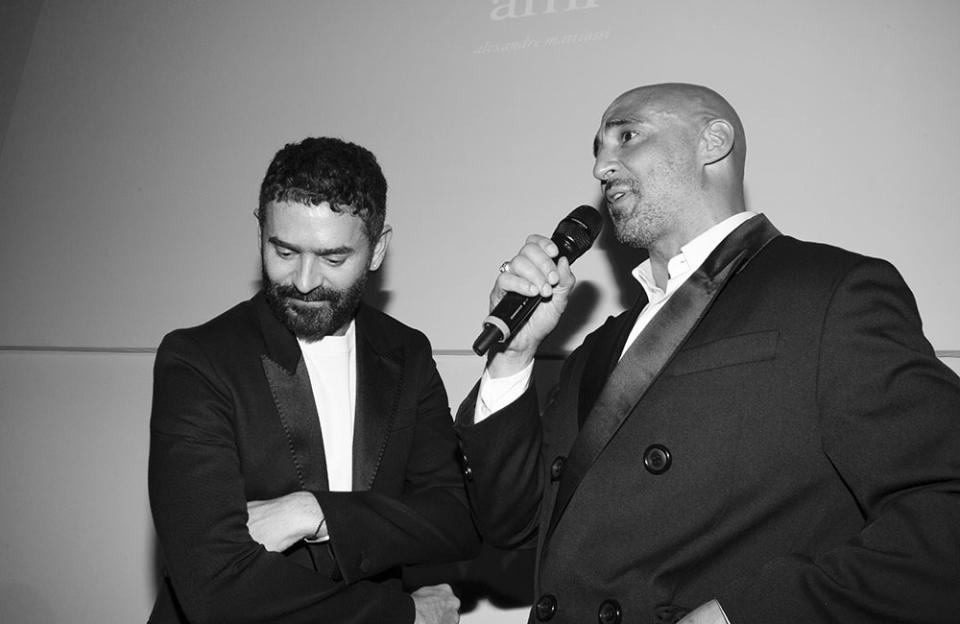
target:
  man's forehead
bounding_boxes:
[601,90,681,125]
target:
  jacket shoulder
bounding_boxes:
[357,304,432,351]
[764,235,875,271]
[157,296,261,356]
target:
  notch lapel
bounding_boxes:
[352,309,404,491]
[545,215,780,541]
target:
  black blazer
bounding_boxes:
[149,293,478,623]
[456,215,960,623]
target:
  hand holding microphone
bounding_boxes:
[473,206,602,363]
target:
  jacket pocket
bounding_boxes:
[667,330,778,376]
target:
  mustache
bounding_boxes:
[603,176,640,191]
[271,283,340,303]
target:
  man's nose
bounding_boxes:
[592,148,619,181]
[293,255,323,294]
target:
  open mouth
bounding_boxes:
[606,187,631,205]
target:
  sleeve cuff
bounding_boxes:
[475,362,534,423]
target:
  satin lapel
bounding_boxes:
[261,354,330,493]
[253,291,330,493]
[352,311,404,491]
[546,215,781,541]
[577,292,648,428]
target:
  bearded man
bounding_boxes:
[149,137,477,624]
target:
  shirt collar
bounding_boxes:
[633,211,756,300]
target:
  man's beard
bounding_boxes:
[606,175,680,250]
[606,177,657,249]
[263,269,367,342]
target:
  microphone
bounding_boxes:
[472,205,602,356]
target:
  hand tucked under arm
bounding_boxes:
[411,584,460,624]
[678,600,730,624]
[246,491,325,552]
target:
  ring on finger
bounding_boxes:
[499,261,511,274]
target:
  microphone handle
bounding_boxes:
[472,291,540,356]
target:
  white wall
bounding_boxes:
[1,1,958,622]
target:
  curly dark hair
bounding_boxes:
[257,137,387,240]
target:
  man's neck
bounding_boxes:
[647,208,748,289]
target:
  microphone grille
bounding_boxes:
[553,205,602,262]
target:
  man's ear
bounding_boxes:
[699,119,735,165]
[369,225,393,271]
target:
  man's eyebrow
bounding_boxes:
[603,117,634,130]
[267,236,354,256]
[593,118,643,156]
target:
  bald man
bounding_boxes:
[454,84,960,623]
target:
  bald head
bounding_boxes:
[592,83,748,258]
[600,83,746,181]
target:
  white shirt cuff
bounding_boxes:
[474,362,534,423]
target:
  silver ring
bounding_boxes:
[498,261,511,274]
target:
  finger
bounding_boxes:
[555,256,576,289]
[516,241,561,285]
[497,261,548,298]
[424,583,452,594]
[510,249,562,297]
[524,233,559,258]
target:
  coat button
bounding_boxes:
[550,456,565,481]
[456,447,474,481]
[643,444,672,474]
[597,599,622,624]
[535,594,558,621]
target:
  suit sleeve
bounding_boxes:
[719,258,960,623]
[454,382,546,550]
[312,335,481,584]
[149,332,415,624]
[453,336,604,552]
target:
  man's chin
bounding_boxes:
[280,303,357,341]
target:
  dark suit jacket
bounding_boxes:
[149,293,478,624]
[456,215,960,624]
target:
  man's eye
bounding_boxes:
[325,257,346,267]
[620,130,637,143]
[275,248,296,259]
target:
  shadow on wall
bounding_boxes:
[541,205,647,354]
